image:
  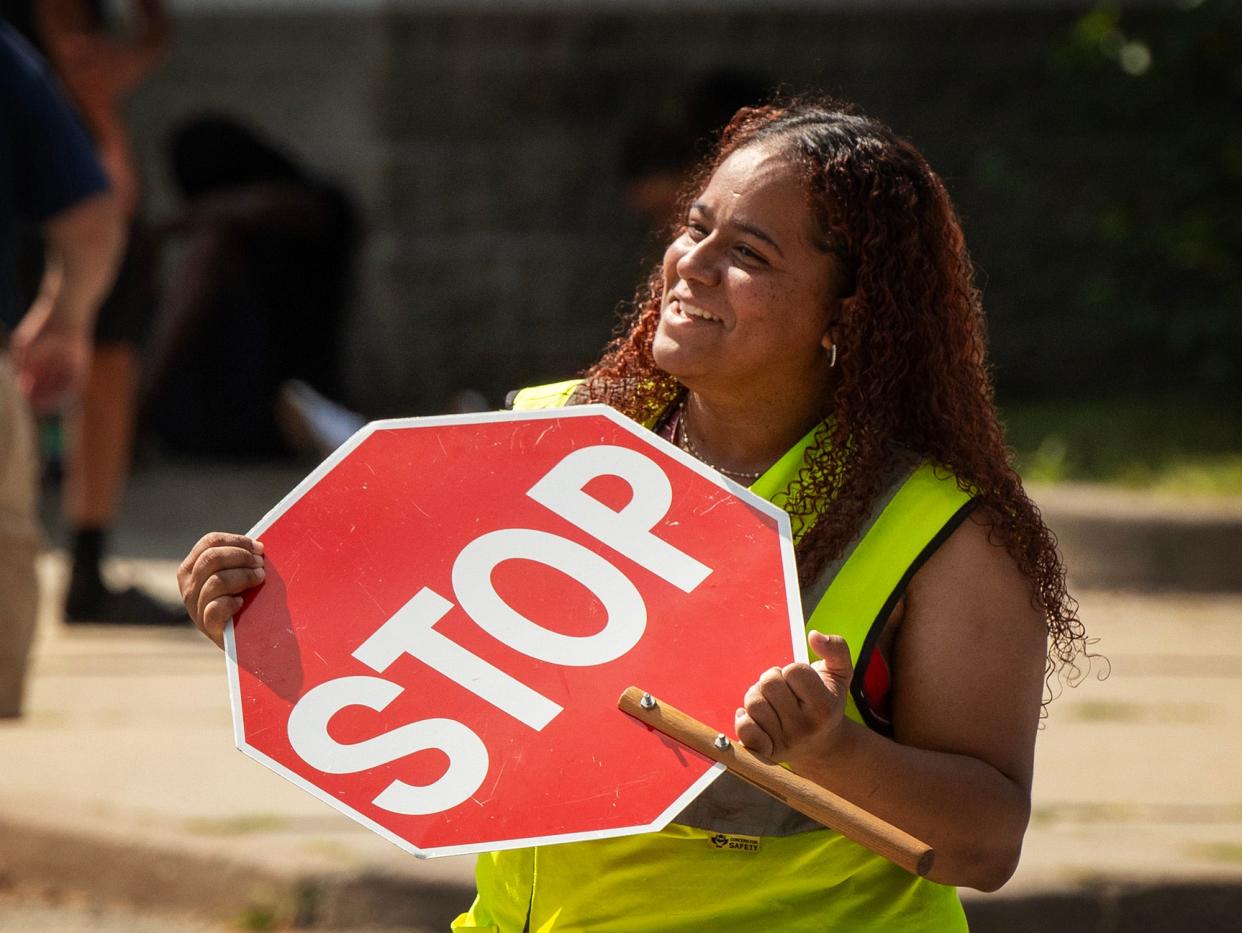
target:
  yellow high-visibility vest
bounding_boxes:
[454,381,973,932]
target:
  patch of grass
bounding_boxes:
[235,905,278,931]
[183,813,287,836]
[1065,700,1210,724]
[1033,802,1242,827]
[1057,866,1115,888]
[1001,397,1242,494]
[1031,802,1140,826]
[1067,700,1144,722]
[1189,842,1242,864]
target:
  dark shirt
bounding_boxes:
[0,21,108,329]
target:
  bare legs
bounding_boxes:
[64,342,137,529]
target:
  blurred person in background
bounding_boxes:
[1,21,124,716]
[142,115,359,459]
[2,0,177,623]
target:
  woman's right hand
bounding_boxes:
[177,532,266,649]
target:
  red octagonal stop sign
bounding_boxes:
[225,405,804,858]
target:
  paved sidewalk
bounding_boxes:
[2,462,1240,929]
[3,553,477,931]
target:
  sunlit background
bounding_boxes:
[2,1,1239,930]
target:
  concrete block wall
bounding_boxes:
[125,3,1192,416]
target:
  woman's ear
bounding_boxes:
[820,321,843,352]
[821,329,840,368]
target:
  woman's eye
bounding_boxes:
[685,222,708,241]
[735,243,765,264]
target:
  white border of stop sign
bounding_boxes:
[223,405,804,858]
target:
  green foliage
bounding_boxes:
[974,1,1242,400]
[1046,1,1242,395]
[1002,397,1242,493]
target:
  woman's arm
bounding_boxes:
[735,511,1047,891]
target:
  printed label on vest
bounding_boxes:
[707,832,761,853]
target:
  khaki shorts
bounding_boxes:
[0,354,41,717]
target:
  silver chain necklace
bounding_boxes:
[674,399,764,484]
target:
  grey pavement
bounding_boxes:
[2,461,1241,930]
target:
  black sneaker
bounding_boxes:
[64,584,189,626]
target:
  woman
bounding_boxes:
[179,98,1087,931]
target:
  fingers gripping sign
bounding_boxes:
[735,631,854,767]
[176,532,266,648]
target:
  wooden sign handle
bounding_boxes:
[618,686,935,877]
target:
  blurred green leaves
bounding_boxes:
[1069,3,1153,75]
[987,1,1241,403]
[1004,397,1242,493]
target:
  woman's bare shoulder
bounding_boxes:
[907,507,1044,634]
[890,507,1047,779]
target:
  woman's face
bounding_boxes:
[653,145,843,404]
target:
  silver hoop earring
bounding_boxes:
[827,344,838,368]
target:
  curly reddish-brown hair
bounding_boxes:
[582,97,1089,686]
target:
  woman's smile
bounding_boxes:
[664,295,725,325]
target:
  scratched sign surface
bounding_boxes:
[225,406,804,857]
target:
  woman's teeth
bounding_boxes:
[680,302,721,323]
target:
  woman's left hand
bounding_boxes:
[734,630,854,768]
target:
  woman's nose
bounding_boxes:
[675,237,721,286]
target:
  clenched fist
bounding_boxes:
[734,631,854,769]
